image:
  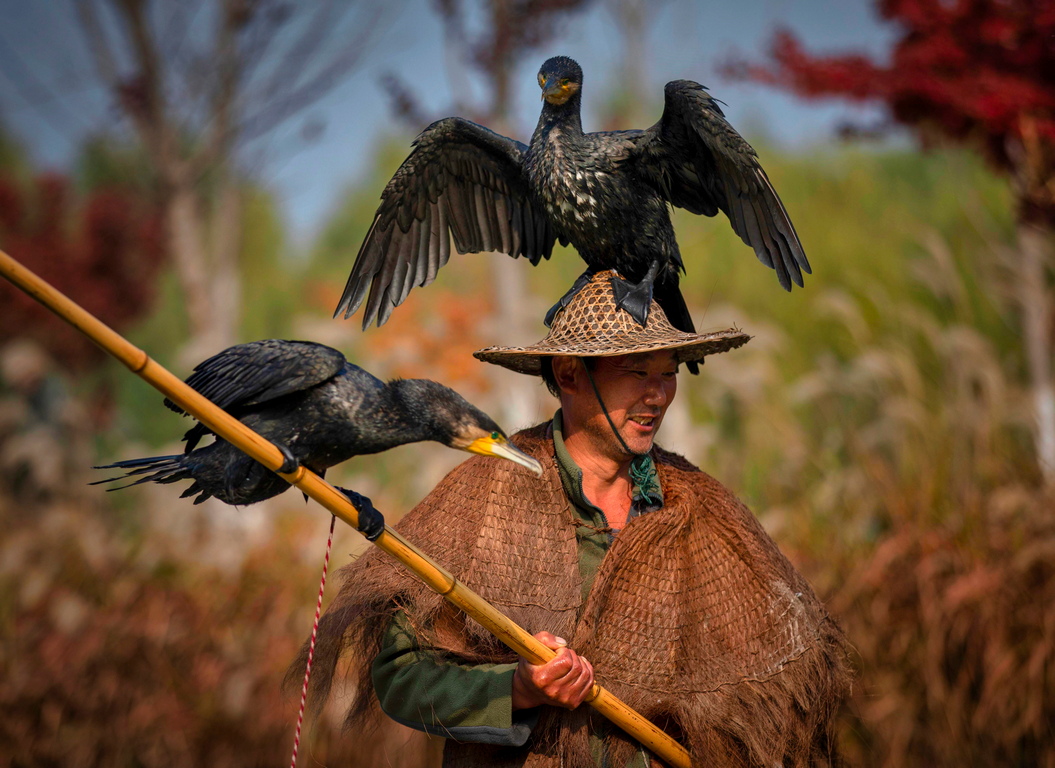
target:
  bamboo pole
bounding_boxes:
[0,248,692,768]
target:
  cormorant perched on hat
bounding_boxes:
[335,55,808,348]
[93,339,542,539]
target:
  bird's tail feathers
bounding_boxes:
[654,280,701,376]
[91,454,192,492]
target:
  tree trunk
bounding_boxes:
[165,174,244,366]
[167,181,216,350]
[208,178,243,354]
[1016,221,1055,486]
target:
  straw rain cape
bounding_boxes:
[295,424,848,767]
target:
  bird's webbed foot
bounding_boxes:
[544,269,597,327]
[610,260,662,327]
[610,276,654,327]
[274,441,300,474]
[335,486,386,541]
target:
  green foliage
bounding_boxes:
[0,125,29,177]
[238,186,302,341]
[306,141,414,280]
[75,135,156,193]
[664,143,1020,514]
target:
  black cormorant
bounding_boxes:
[334,55,808,345]
[94,340,542,539]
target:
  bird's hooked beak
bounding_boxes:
[541,76,577,105]
[466,434,543,477]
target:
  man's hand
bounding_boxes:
[512,631,595,710]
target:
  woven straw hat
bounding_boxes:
[474,271,751,375]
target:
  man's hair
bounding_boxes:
[539,356,598,398]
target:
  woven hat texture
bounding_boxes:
[474,270,750,375]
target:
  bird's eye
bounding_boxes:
[491,431,500,440]
[560,78,571,86]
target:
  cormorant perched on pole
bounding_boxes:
[94,340,542,539]
[335,55,808,348]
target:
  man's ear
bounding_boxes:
[551,356,581,395]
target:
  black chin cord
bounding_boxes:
[579,359,663,512]
[580,359,638,458]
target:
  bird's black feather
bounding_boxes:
[335,56,810,344]
[96,340,531,506]
[334,118,558,328]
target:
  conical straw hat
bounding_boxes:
[474,271,751,375]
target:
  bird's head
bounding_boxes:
[450,422,544,477]
[394,380,543,477]
[538,56,583,106]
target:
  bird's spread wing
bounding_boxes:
[632,80,810,290]
[164,340,346,416]
[335,117,559,328]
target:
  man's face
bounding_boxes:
[557,350,679,459]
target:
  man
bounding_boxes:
[300,272,848,767]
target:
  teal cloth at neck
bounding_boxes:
[629,453,662,510]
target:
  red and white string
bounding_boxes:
[289,514,336,768]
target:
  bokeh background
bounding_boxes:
[1,1,1052,766]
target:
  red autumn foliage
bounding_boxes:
[725,0,1055,222]
[0,173,165,371]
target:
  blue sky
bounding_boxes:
[0,0,896,242]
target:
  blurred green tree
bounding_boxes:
[725,0,1055,486]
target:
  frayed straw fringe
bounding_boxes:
[288,423,850,767]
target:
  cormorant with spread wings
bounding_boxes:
[335,55,809,356]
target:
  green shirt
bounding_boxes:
[371,412,659,764]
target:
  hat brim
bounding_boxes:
[474,328,752,376]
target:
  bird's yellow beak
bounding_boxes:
[466,434,543,477]
[541,77,573,105]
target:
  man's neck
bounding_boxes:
[559,414,634,530]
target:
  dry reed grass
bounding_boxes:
[681,210,1055,765]
[0,494,444,767]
